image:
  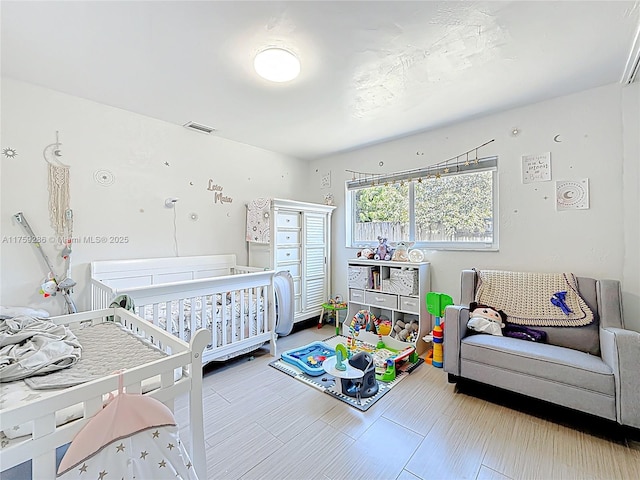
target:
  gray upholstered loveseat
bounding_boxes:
[444,269,640,428]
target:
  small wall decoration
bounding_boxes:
[207,179,233,205]
[94,169,115,187]
[522,152,551,184]
[2,147,17,159]
[320,171,331,188]
[556,179,589,211]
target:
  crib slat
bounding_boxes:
[240,289,246,340]
[221,293,227,346]
[179,298,185,341]
[190,297,198,345]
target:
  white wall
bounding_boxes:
[0,78,308,315]
[622,82,640,328]
[309,83,640,331]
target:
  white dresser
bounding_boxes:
[248,198,335,323]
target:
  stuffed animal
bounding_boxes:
[467,302,506,336]
[357,247,375,259]
[390,241,414,262]
[392,318,419,341]
[40,279,57,298]
[374,236,393,261]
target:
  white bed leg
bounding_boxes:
[189,328,210,479]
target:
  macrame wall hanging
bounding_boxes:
[43,131,73,239]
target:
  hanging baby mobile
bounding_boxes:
[345,139,495,188]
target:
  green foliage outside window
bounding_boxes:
[350,166,495,248]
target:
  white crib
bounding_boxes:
[90,254,277,364]
[0,308,209,479]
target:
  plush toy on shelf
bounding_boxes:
[374,236,394,261]
[467,302,507,336]
[357,247,375,259]
[390,241,414,262]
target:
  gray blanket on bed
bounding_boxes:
[0,316,81,383]
[25,321,170,390]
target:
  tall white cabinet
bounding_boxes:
[248,198,336,323]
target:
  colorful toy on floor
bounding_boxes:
[339,351,379,400]
[350,310,376,355]
[281,341,336,376]
[376,358,397,382]
[426,292,454,369]
[334,343,348,371]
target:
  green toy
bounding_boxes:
[334,344,348,371]
[426,292,454,318]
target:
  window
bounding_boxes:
[346,156,498,250]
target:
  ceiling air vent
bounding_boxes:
[183,121,216,134]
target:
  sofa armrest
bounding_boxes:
[443,305,470,376]
[600,327,640,428]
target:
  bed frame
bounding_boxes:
[0,307,210,479]
[90,254,277,364]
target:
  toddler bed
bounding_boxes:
[90,254,277,364]
[0,307,209,479]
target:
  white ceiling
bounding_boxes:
[2,1,639,161]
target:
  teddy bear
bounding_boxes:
[390,241,414,262]
[467,302,506,336]
[374,236,394,261]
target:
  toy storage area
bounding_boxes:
[344,258,431,355]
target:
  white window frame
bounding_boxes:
[345,156,499,251]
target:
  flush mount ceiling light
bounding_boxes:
[254,47,300,82]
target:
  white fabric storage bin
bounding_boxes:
[348,266,373,289]
[383,268,418,295]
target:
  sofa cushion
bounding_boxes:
[508,321,600,356]
[461,334,614,395]
[497,277,600,356]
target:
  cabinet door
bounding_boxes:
[303,212,328,312]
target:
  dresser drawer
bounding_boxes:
[276,230,300,245]
[364,291,398,309]
[399,296,420,313]
[276,212,300,228]
[349,289,365,302]
[276,263,300,278]
[276,247,300,263]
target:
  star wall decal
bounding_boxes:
[140,450,149,459]
[152,430,160,438]
[116,443,125,452]
[78,463,88,474]
[158,459,167,468]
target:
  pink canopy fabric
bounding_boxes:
[57,375,198,479]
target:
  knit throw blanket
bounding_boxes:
[475,270,594,327]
